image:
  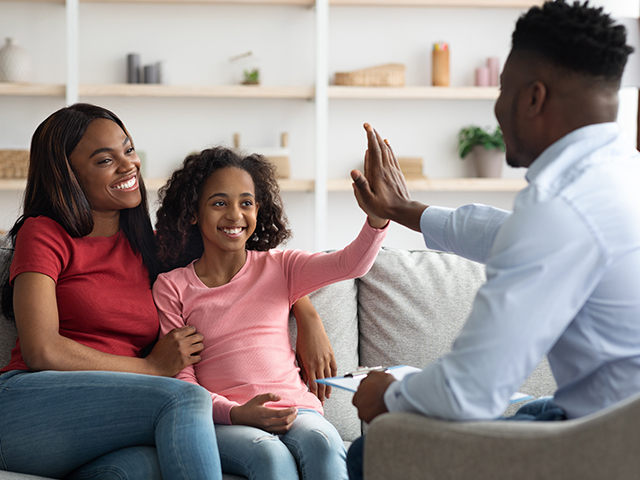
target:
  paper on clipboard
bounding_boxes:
[316,365,420,393]
[316,365,534,403]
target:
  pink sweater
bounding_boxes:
[153,221,387,424]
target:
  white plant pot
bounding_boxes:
[471,145,504,178]
[0,38,32,83]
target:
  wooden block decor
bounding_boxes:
[0,150,29,178]
[398,157,426,179]
[334,63,406,87]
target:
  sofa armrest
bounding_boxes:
[364,392,640,480]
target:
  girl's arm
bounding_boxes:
[13,271,203,376]
[291,296,336,403]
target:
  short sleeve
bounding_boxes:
[10,217,71,285]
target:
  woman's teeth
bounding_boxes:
[113,177,136,190]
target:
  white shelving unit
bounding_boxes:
[0,0,541,249]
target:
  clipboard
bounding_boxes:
[316,365,534,403]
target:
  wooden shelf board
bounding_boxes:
[327,177,526,192]
[330,0,542,6]
[79,84,315,99]
[4,0,542,6]
[0,84,65,97]
[328,86,499,100]
[0,177,525,192]
[3,0,314,4]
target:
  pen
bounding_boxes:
[344,366,386,378]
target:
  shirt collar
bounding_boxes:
[525,123,620,185]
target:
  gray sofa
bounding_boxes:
[0,245,568,480]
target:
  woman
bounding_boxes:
[0,103,335,479]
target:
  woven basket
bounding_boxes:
[334,63,406,87]
[0,150,29,178]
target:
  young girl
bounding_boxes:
[153,147,388,480]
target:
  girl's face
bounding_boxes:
[193,166,259,256]
[69,118,142,215]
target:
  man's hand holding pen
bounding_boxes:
[352,370,396,423]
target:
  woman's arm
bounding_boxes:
[13,271,203,376]
[291,296,337,403]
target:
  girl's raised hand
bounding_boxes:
[230,394,298,434]
[145,325,204,377]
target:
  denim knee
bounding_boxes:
[161,380,212,416]
[244,434,294,475]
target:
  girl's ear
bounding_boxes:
[190,214,197,226]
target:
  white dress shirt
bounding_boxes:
[384,123,640,420]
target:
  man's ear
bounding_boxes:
[527,80,547,118]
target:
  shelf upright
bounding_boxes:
[66,0,80,105]
[315,0,329,251]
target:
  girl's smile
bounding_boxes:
[193,167,259,257]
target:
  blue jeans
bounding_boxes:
[346,397,566,480]
[0,370,223,480]
[216,409,347,480]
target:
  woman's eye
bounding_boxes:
[126,147,135,155]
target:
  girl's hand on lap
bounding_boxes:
[146,326,204,377]
[230,394,298,434]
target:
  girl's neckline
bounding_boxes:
[189,250,252,289]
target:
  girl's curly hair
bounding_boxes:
[155,147,291,272]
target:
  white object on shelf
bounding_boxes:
[0,38,32,83]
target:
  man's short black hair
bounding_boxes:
[512,0,634,80]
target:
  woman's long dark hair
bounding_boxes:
[1,103,160,319]
[155,147,291,272]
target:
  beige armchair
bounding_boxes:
[364,391,640,480]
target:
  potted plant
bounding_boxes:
[242,68,260,85]
[457,125,505,178]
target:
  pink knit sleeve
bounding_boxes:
[283,220,388,302]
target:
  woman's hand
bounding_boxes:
[230,394,298,434]
[292,297,337,404]
[145,326,204,377]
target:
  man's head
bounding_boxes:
[495,0,634,168]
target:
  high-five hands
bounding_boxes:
[351,123,427,233]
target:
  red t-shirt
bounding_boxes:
[1,216,159,372]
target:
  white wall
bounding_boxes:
[0,0,637,251]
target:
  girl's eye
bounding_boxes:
[242,200,253,207]
[212,201,225,207]
[126,147,135,155]
[98,158,113,165]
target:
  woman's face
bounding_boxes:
[193,167,259,256]
[69,118,142,215]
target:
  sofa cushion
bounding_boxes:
[359,247,486,369]
[358,247,557,414]
[289,278,361,442]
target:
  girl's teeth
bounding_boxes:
[223,228,242,234]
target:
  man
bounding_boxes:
[346,1,636,479]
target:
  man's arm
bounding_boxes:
[353,197,604,422]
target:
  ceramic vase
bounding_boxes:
[0,38,32,83]
[471,145,504,178]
